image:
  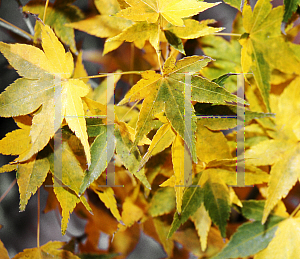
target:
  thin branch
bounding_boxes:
[74,71,143,80]
[129,43,135,86]
[290,202,300,218]
[120,100,140,122]
[0,17,34,40]
[37,188,40,248]
[0,178,17,203]
[43,0,50,24]
[211,32,242,37]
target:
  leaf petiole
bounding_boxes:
[0,17,34,40]
[74,71,143,80]
[211,32,242,37]
[43,0,50,24]
[290,202,300,218]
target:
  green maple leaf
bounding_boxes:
[119,55,246,162]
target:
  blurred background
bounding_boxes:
[0,0,246,258]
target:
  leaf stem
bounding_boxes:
[0,178,16,203]
[43,0,50,24]
[37,188,40,248]
[74,71,143,80]
[0,18,34,40]
[290,202,300,218]
[157,50,163,73]
[211,32,242,37]
[15,0,35,36]
[120,100,140,122]
[130,43,135,86]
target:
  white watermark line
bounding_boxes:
[184,73,193,187]
[236,74,246,186]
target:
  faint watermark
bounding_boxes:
[50,72,249,189]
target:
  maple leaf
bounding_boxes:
[167,19,224,40]
[200,34,242,93]
[66,0,133,55]
[148,186,175,217]
[222,0,242,9]
[245,76,300,224]
[190,203,212,251]
[13,241,80,259]
[168,174,202,238]
[119,55,245,162]
[139,120,176,171]
[23,0,84,53]
[95,187,122,222]
[255,217,300,259]
[160,133,192,213]
[0,23,91,166]
[115,0,220,27]
[211,203,286,259]
[48,139,92,235]
[283,0,300,23]
[239,0,300,111]
[105,21,161,54]
[162,19,224,55]
[115,119,151,189]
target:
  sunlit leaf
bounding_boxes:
[116,0,220,27]
[13,241,80,259]
[0,23,91,165]
[23,0,84,53]
[255,217,300,259]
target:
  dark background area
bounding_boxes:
[0,0,243,258]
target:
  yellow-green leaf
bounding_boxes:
[139,122,176,171]
[0,24,91,165]
[17,155,50,211]
[23,0,84,53]
[190,203,212,251]
[200,170,231,237]
[255,217,300,259]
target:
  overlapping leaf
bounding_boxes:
[119,55,245,162]
[67,0,133,54]
[240,0,300,111]
[245,77,300,223]
[115,0,220,27]
[13,241,80,259]
[0,23,91,165]
[23,0,84,53]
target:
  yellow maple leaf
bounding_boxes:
[190,203,212,251]
[116,0,220,27]
[255,217,300,259]
[0,23,91,165]
[240,0,300,111]
[13,241,80,259]
[245,77,300,223]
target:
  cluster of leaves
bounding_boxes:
[0,0,300,258]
